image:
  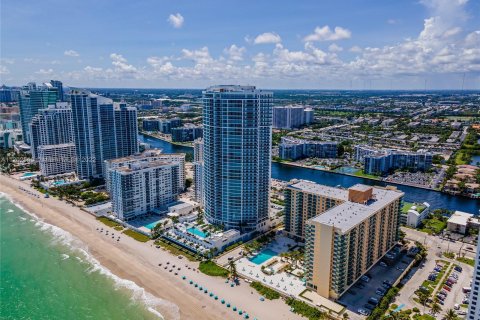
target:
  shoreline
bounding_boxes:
[141,132,193,148]
[0,175,302,320]
[271,159,446,193]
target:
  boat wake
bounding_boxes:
[0,192,180,320]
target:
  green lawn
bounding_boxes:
[96,216,121,228]
[457,257,475,266]
[353,170,381,180]
[198,261,229,277]
[251,281,280,300]
[122,229,150,242]
[419,218,446,235]
[154,239,199,261]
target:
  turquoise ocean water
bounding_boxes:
[0,193,162,320]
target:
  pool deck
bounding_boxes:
[235,236,306,297]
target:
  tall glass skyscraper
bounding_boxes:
[19,85,58,144]
[70,89,138,180]
[202,85,272,233]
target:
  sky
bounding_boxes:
[1,0,480,89]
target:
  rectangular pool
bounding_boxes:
[250,249,278,265]
[187,227,207,238]
[144,221,160,230]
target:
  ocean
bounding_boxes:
[0,193,163,320]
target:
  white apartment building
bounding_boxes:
[109,160,181,221]
[38,143,77,177]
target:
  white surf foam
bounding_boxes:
[7,209,14,213]
[0,192,179,320]
[19,216,27,221]
[61,253,70,260]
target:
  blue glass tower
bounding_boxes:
[202,85,272,233]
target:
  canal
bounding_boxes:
[139,134,479,214]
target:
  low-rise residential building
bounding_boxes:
[447,211,480,235]
[400,202,431,228]
[38,143,77,177]
[279,137,338,160]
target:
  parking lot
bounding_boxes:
[339,246,415,316]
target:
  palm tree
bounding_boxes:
[417,291,429,313]
[430,302,441,317]
[444,309,458,320]
[228,260,237,281]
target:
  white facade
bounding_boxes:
[105,149,185,193]
[404,203,431,228]
[468,233,480,320]
[447,211,480,235]
[0,129,22,148]
[109,160,181,221]
[193,138,204,206]
[38,143,77,177]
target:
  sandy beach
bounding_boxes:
[0,174,303,320]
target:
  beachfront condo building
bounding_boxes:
[284,180,347,240]
[108,159,181,221]
[273,106,314,129]
[105,150,185,194]
[468,233,480,320]
[19,83,58,144]
[29,103,74,160]
[279,137,337,161]
[193,138,204,206]
[38,143,77,177]
[202,85,272,233]
[70,89,139,180]
[288,180,404,299]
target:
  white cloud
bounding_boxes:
[0,65,10,75]
[64,50,80,57]
[303,25,351,42]
[35,68,54,76]
[223,45,246,61]
[387,19,398,25]
[328,43,343,52]
[349,46,363,53]
[253,32,282,44]
[168,13,184,28]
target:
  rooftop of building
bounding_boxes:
[447,210,478,226]
[203,85,272,94]
[291,180,404,233]
[286,179,348,201]
[281,136,337,146]
[106,149,184,164]
[114,160,176,173]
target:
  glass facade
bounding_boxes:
[202,85,272,232]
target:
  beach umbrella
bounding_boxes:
[230,283,234,287]
[244,314,249,319]
[226,303,230,308]
[233,307,237,311]
[221,299,225,304]
[239,310,243,315]
[204,289,208,293]
[215,296,218,300]
[194,284,198,287]
[260,297,264,301]
[189,280,193,284]
[182,276,186,280]
[209,293,213,297]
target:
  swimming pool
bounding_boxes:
[250,249,278,265]
[144,221,160,230]
[22,172,36,177]
[53,180,66,186]
[187,227,207,238]
[335,166,359,174]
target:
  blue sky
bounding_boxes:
[1,0,479,89]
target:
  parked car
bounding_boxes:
[368,297,379,305]
[364,304,375,310]
[455,266,463,272]
[361,275,370,283]
[454,304,460,310]
[358,308,370,316]
[443,286,451,292]
[380,262,388,267]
